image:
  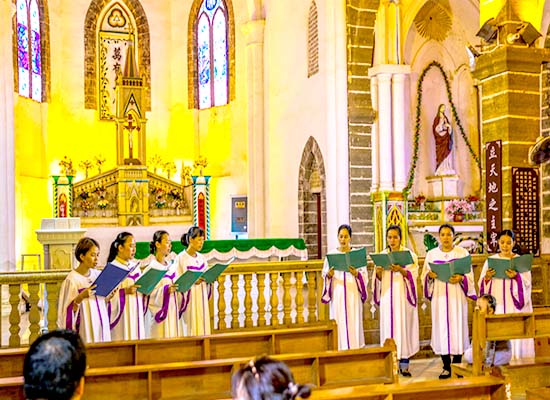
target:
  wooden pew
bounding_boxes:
[451,309,550,396]
[0,343,397,400]
[310,375,509,400]
[0,322,337,378]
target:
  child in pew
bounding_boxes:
[107,232,145,340]
[322,224,369,350]
[478,229,535,360]
[174,226,211,336]
[144,230,181,338]
[464,294,512,367]
[232,356,311,400]
[57,237,111,343]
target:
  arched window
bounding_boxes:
[16,0,43,101]
[195,0,229,109]
[307,1,319,77]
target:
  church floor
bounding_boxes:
[0,313,527,399]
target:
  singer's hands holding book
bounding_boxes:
[169,284,178,294]
[505,269,517,279]
[448,274,463,284]
[428,270,437,279]
[126,284,141,295]
[74,284,97,310]
[484,268,496,282]
[348,266,358,277]
[327,268,335,278]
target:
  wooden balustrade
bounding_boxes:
[3,254,550,348]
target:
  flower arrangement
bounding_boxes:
[414,194,426,204]
[168,188,183,209]
[59,156,75,176]
[94,155,106,174]
[97,199,109,209]
[445,199,474,221]
[151,187,167,208]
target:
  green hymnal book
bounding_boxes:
[201,257,236,284]
[326,248,367,272]
[370,251,414,270]
[135,265,168,295]
[429,255,472,283]
[487,254,533,279]
[175,270,204,293]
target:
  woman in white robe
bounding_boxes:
[322,224,368,350]
[107,232,145,341]
[478,229,534,360]
[422,223,477,379]
[57,237,110,343]
[145,230,181,338]
[174,226,211,336]
[372,225,419,376]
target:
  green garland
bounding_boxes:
[404,61,481,194]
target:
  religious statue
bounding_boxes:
[432,104,455,175]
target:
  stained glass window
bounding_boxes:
[17,0,42,101]
[196,0,228,109]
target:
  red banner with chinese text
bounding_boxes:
[485,141,502,253]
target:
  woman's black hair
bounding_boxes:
[496,229,523,254]
[386,224,402,239]
[75,237,100,263]
[337,224,352,237]
[438,223,455,235]
[231,356,311,400]
[181,226,205,247]
[107,232,133,262]
[150,230,169,255]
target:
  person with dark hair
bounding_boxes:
[463,294,512,367]
[174,226,210,336]
[478,229,534,360]
[231,356,311,400]
[321,224,368,350]
[144,230,181,338]
[107,232,144,341]
[372,225,419,376]
[23,329,87,400]
[421,223,476,379]
[57,237,110,343]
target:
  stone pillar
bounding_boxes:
[243,19,266,238]
[474,45,550,253]
[36,219,86,269]
[0,0,16,272]
[368,65,411,250]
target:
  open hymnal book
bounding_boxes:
[175,257,236,293]
[92,262,138,297]
[135,263,170,295]
[325,248,367,272]
[369,251,414,270]
[487,254,533,279]
[429,255,472,283]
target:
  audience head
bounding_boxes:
[150,230,171,256]
[23,329,87,400]
[181,226,205,252]
[438,223,455,249]
[74,237,100,267]
[107,232,135,263]
[337,224,352,250]
[477,294,497,315]
[386,225,402,250]
[232,356,311,400]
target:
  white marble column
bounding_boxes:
[377,73,393,191]
[370,76,379,192]
[392,71,409,190]
[243,20,266,238]
[0,0,16,272]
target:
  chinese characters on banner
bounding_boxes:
[512,168,540,256]
[485,141,502,252]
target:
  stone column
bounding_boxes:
[0,0,16,272]
[370,76,379,192]
[392,72,409,190]
[243,19,266,238]
[376,73,393,191]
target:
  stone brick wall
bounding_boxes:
[346,0,378,251]
[542,31,550,249]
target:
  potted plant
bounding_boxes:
[445,199,473,222]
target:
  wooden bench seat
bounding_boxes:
[310,375,509,400]
[0,344,396,400]
[0,322,337,378]
[527,386,550,400]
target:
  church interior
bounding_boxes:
[2,0,550,398]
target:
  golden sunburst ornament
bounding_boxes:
[414,0,452,42]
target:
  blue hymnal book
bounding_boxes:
[92,262,132,297]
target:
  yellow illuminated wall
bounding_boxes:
[480,0,544,30]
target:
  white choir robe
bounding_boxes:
[479,254,535,360]
[371,247,419,359]
[57,269,111,343]
[422,246,477,355]
[145,259,181,339]
[322,248,368,350]
[175,251,212,336]
[109,259,145,341]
